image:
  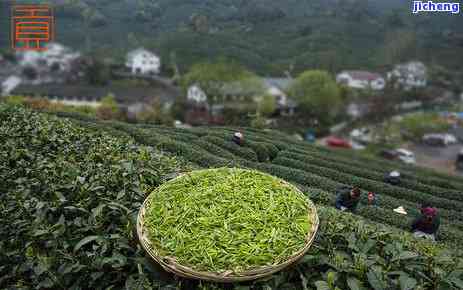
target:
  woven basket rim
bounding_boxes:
[136,168,319,282]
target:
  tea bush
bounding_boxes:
[279,151,463,203]
[273,156,463,212]
[5,105,463,289]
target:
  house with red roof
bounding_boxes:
[336,70,386,90]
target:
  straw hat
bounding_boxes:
[393,206,407,215]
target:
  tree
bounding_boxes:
[86,59,110,86]
[96,94,119,120]
[181,60,265,117]
[257,94,276,117]
[288,70,342,122]
[181,60,263,98]
[136,98,173,125]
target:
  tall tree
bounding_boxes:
[181,59,264,102]
[288,70,342,123]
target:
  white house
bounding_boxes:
[263,78,293,107]
[126,48,160,75]
[1,76,22,96]
[387,61,427,89]
[187,84,207,103]
[336,71,385,90]
[17,42,80,72]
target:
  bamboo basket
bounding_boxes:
[136,171,319,283]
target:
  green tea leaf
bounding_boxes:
[393,251,419,261]
[314,281,330,290]
[74,236,102,252]
[399,274,417,290]
[367,267,387,290]
[347,277,366,290]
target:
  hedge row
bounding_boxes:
[295,185,463,248]
[193,138,238,161]
[106,123,164,146]
[140,125,200,140]
[244,161,341,192]
[201,136,258,162]
[156,138,232,168]
[280,150,463,203]
[308,144,463,189]
[273,156,463,213]
[198,127,290,151]
[253,161,463,227]
[290,146,463,192]
[297,182,463,232]
[198,132,278,162]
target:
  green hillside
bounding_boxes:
[2,105,463,289]
[2,0,463,75]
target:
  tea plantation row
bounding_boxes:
[2,106,463,289]
[72,118,463,246]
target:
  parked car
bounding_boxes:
[350,128,372,144]
[456,149,463,171]
[423,133,457,146]
[326,136,351,148]
[379,149,399,160]
[395,148,416,164]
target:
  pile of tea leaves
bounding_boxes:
[143,167,314,273]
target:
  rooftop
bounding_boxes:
[11,83,180,105]
[340,70,383,81]
[263,78,293,91]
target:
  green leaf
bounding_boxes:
[449,277,463,289]
[234,287,251,290]
[367,267,387,290]
[33,229,49,236]
[399,274,417,290]
[74,235,101,252]
[393,251,418,261]
[298,255,318,265]
[347,277,366,290]
[91,203,106,218]
[314,281,330,290]
[361,239,376,254]
[327,271,337,287]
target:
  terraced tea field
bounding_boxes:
[2,106,463,290]
[70,117,463,249]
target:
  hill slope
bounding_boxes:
[2,0,463,75]
[59,113,463,248]
[2,105,463,289]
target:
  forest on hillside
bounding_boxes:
[1,0,462,75]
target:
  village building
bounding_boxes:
[10,82,180,119]
[125,48,161,75]
[185,77,297,124]
[387,61,427,89]
[336,70,386,90]
[263,78,297,116]
[187,84,207,103]
[11,42,82,87]
[16,43,80,72]
[185,82,261,125]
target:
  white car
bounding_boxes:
[396,148,416,164]
[423,133,457,146]
[350,128,372,144]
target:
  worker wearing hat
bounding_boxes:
[384,170,401,185]
[232,131,244,146]
[411,203,440,241]
[335,186,361,212]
